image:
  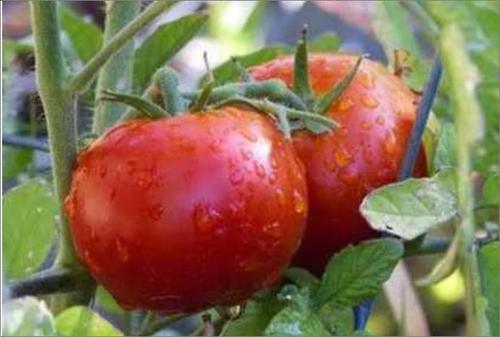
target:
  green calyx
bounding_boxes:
[100,29,365,139]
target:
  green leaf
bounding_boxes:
[133,13,208,92]
[95,286,123,314]
[2,40,33,68]
[316,238,403,308]
[59,6,103,63]
[2,146,33,179]
[285,267,321,289]
[373,1,428,88]
[433,122,457,172]
[55,306,123,336]
[309,33,340,53]
[319,305,353,335]
[2,297,56,336]
[223,297,285,336]
[359,170,458,240]
[478,242,499,336]
[480,173,499,206]
[2,179,57,279]
[264,306,330,336]
[209,45,291,86]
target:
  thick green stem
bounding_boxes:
[93,1,140,134]
[440,24,489,336]
[69,0,178,93]
[30,1,78,268]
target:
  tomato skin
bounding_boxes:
[250,54,427,274]
[65,107,308,312]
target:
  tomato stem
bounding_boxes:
[192,52,215,112]
[92,1,140,134]
[293,24,314,109]
[101,90,170,118]
[231,56,253,82]
[153,67,188,115]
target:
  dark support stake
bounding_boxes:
[353,56,443,331]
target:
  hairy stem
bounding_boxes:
[30,1,78,267]
[439,23,488,336]
[69,0,178,93]
[93,1,140,134]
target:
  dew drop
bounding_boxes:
[254,162,266,178]
[268,172,278,185]
[240,129,258,142]
[263,222,283,239]
[375,115,385,125]
[361,94,379,108]
[99,166,107,178]
[149,204,164,221]
[334,149,353,167]
[238,255,259,272]
[359,71,375,89]
[116,239,129,263]
[109,188,117,201]
[323,157,336,172]
[270,158,278,169]
[292,190,306,214]
[361,120,372,130]
[384,132,397,155]
[193,204,212,233]
[209,139,222,153]
[229,168,244,185]
[240,148,253,160]
[337,98,354,112]
[276,189,286,206]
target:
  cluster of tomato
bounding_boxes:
[65,42,426,313]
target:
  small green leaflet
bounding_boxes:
[360,170,458,240]
[315,238,403,308]
[55,306,123,336]
[478,242,499,336]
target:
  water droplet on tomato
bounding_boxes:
[240,148,253,160]
[149,204,164,221]
[254,162,266,178]
[229,168,244,185]
[334,149,352,167]
[337,98,354,112]
[384,132,397,155]
[263,222,282,239]
[238,255,258,272]
[361,120,373,130]
[292,190,306,214]
[361,94,379,108]
[268,172,278,185]
[276,189,286,206]
[116,239,129,262]
[240,129,257,142]
[99,166,107,178]
[359,71,375,89]
[375,115,385,125]
[270,158,278,169]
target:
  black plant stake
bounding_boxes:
[353,56,443,331]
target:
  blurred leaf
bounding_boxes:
[478,242,499,336]
[2,40,33,69]
[223,296,285,336]
[480,173,499,206]
[208,45,291,86]
[319,305,353,335]
[2,179,57,279]
[265,287,329,336]
[55,306,123,336]
[360,170,457,240]
[95,286,123,314]
[309,33,340,53]
[2,297,56,336]
[2,147,33,179]
[133,13,208,92]
[433,122,457,172]
[315,238,403,308]
[422,111,441,174]
[416,232,459,286]
[373,1,428,88]
[59,6,103,63]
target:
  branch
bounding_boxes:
[8,268,92,299]
[2,134,50,152]
[92,1,140,134]
[68,0,178,93]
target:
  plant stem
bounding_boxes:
[69,0,178,93]
[439,23,489,336]
[92,1,140,134]
[30,1,78,267]
[8,268,92,299]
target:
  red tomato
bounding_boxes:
[65,107,308,312]
[250,54,427,274]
